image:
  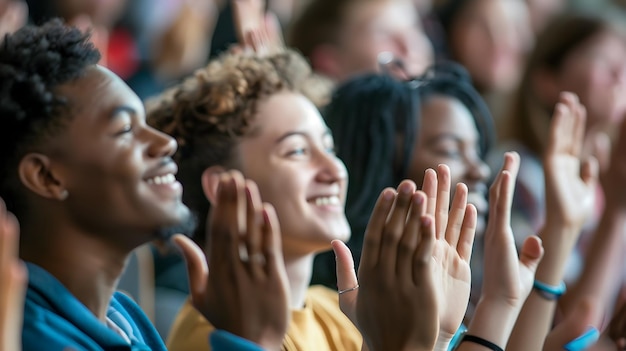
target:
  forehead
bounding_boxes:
[419,96,478,137]
[250,91,329,139]
[56,65,144,126]
[343,0,416,31]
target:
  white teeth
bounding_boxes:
[147,174,176,185]
[313,196,340,206]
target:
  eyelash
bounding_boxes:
[117,124,133,135]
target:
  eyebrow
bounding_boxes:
[275,129,333,144]
[109,106,138,120]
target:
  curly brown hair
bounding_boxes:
[147,49,333,245]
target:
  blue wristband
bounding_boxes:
[533,280,566,300]
[563,326,599,351]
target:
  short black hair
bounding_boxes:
[0,18,101,215]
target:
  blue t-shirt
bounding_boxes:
[22,263,264,351]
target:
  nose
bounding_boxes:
[145,126,178,158]
[466,156,491,185]
[316,151,348,184]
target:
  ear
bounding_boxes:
[201,166,227,205]
[18,153,68,201]
[531,67,560,106]
[310,44,342,80]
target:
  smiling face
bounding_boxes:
[406,95,490,235]
[45,65,190,247]
[237,91,350,257]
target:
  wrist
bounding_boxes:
[466,299,519,348]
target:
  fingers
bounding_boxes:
[518,236,544,273]
[245,181,265,279]
[333,240,358,293]
[548,92,585,157]
[590,132,611,174]
[172,234,208,303]
[413,215,436,285]
[457,204,477,262]
[361,189,396,270]
[444,183,468,248]
[435,165,451,240]
[209,172,246,264]
[261,204,283,277]
[571,96,587,157]
[581,156,599,187]
[488,153,520,232]
[547,100,571,156]
[380,181,416,276]
[422,169,438,218]
[397,191,426,278]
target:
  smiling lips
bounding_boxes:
[146,173,177,185]
[312,196,341,206]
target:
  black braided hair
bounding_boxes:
[0,19,101,215]
[312,61,495,288]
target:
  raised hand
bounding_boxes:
[0,0,27,40]
[0,199,27,351]
[507,92,598,351]
[334,181,439,351]
[543,92,597,230]
[173,171,290,351]
[458,152,544,351]
[232,0,284,55]
[481,153,543,308]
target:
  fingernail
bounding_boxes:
[399,183,413,194]
[563,327,599,351]
[382,189,394,201]
[421,216,432,226]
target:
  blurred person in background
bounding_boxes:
[288,0,434,83]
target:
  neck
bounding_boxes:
[20,218,132,321]
[283,253,315,309]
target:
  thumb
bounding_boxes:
[172,234,208,304]
[590,132,611,175]
[519,235,544,273]
[332,240,359,312]
[544,299,599,351]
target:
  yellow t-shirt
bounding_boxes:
[166,285,363,351]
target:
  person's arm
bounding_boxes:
[457,152,544,351]
[507,93,598,351]
[0,199,27,351]
[174,171,290,351]
[559,111,626,326]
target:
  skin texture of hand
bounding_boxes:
[459,152,544,351]
[422,165,477,350]
[232,0,284,55]
[0,200,27,351]
[335,169,477,351]
[0,0,27,40]
[560,109,626,328]
[507,92,598,351]
[334,181,439,351]
[543,92,598,230]
[173,171,290,351]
